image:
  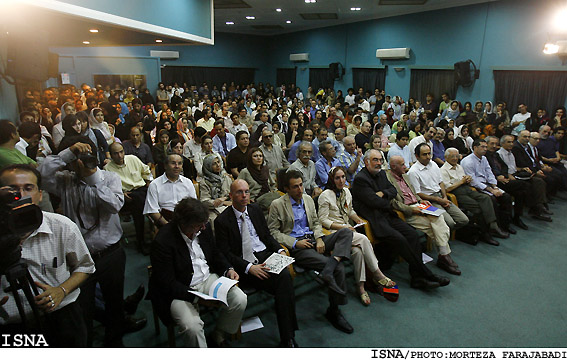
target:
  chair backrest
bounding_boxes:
[193,180,200,199]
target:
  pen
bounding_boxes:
[41,263,46,276]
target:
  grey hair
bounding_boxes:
[296,140,313,157]
[539,124,550,133]
[343,135,355,144]
[363,148,379,163]
[335,128,345,136]
[444,147,459,158]
[485,135,498,144]
[500,134,514,145]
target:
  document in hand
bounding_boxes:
[417,203,445,216]
[188,276,238,306]
[264,253,295,274]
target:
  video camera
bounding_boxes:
[0,188,43,274]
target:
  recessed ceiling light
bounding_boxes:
[286,20,292,24]
[155,39,163,43]
[276,8,282,12]
[350,7,361,11]
[226,21,235,25]
[82,41,90,45]
[305,0,316,3]
[89,29,99,33]
[246,16,255,20]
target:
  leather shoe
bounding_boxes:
[513,218,529,230]
[490,228,509,239]
[532,214,552,222]
[124,284,145,315]
[481,233,500,246]
[123,314,147,334]
[410,277,440,290]
[506,226,517,235]
[325,308,353,334]
[318,274,346,295]
[427,273,450,286]
[280,338,299,347]
[437,255,461,276]
[541,208,554,215]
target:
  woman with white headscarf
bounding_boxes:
[89,107,113,145]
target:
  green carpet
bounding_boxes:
[113,198,567,348]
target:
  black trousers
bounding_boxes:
[124,186,148,245]
[498,179,530,217]
[290,228,352,307]
[239,249,297,343]
[78,244,126,347]
[488,192,513,229]
[0,301,87,347]
[549,164,567,190]
[376,216,433,280]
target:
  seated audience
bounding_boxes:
[123,126,154,167]
[338,136,364,183]
[387,130,412,168]
[148,197,246,347]
[215,180,298,347]
[237,147,278,208]
[212,120,237,161]
[153,129,170,177]
[288,128,320,163]
[288,141,322,197]
[351,149,450,290]
[199,154,232,224]
[226,131,250,178]
[387,156,460,275]
[318,166,397,305]
[315,140,341,188]
[408,126,436,163]
[268,170,354,334]
[260,127,289,176]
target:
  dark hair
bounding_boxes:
[415,142,431,157]
[194,126,207,139]
[214,119,225,128]
[472,138,487,148]
[0,164,42,188]
[324,166,347,191]
[318,140,333,155]
[0,120,17,144]
[19,111,35,122]
[316,126,328,135]
[235,130,248,141]
[18,121,41,139]
[62,114,81,136]
[284,169,303,189]
[396,130,409,141]
[173,197,209,228]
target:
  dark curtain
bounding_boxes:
[161,66,255,88]
[409,69,456,104]
[494,70,567,114]
[352,68,386,93]
[309,68,334,90]
[276,68,296,88]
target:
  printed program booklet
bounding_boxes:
[264,253,295,274]
[188,276,238,306]
[417,203,445,216]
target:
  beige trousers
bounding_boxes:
[170,273,247,347]
[351,231,380,283]
[406,213,451,255]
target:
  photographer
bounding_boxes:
[38,136,126,347]
[0,164,95,346]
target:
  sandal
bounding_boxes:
[376,277,399,303]
[359,291,371,306]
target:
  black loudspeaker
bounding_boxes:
[6,30,51,81]
[454,60,479,87]
[329,62,340,79]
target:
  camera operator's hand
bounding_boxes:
[34,281,64,312]
[1,295,8,306]
[70,142,92,155]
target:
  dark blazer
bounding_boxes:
[486,150,508,177]
[512,141,540,172]
[215,203,281,275]
[351,167,400,238]
[148,222,230,324]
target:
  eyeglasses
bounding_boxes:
[264,135,273,138]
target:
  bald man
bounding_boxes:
[214,180,298,347]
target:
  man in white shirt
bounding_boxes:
[344,88,356,109]
[408,126,436,163]
[407,143,468,230]
[144,153,197,228]
[196,108,215,132]
[356,95,370,123]
[511,103,531,136]
[212,120,237,160]
[387,131,412,168]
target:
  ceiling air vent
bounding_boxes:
[251,25,285,30]
[300,13,338,20]
[214,0,251,9]
[379,0,427,5]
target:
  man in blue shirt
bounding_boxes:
[315,140,341,188]
[387,130,412,168]
[268,170,354,334]
[287,129,320,163]
[461,139,515,234]
[537,125,567,189]
[432,127,446,167]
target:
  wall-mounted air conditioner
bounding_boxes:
[376,48,410,60]
[150,50,180,60]
[290,53,309,62]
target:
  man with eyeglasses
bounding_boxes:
[148,197,246,347]
[38,136,125,346]
[352,149,450,290]
[288,141,321,197]
[259,128,289,177]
